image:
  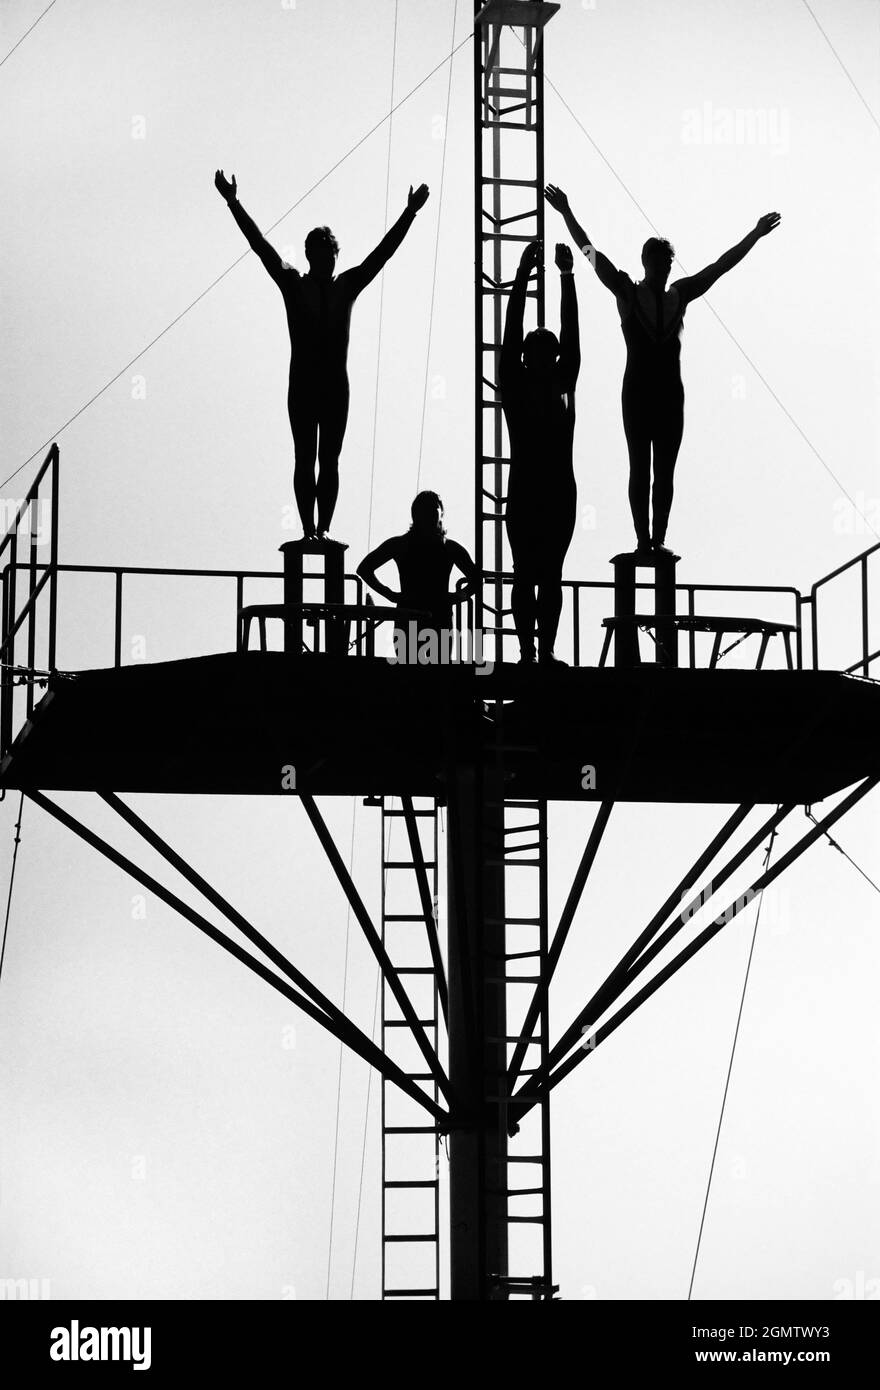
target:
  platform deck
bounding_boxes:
[1,653,877,803]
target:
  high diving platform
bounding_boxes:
[4,0,880,1302]
[3,655,879,805]
[2,476,877,805]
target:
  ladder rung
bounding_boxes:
[480,288,539,299]
[383,809,436,818]
[385,860,437,869]
[492,1276,558,1290]
[483,949,540,961]
[488,1036,542,1044]
[384,1288,439,1297]
[483,120,538,132]
[485,1186,543,1197]
[397,967,437,975]
[487,856,541,866]
[507,1215,545,1224]
[383,914,428,922]
[383,1234,438,1243]
[385,1126,438,1134]
[383,1180,438,1189]
[507,1155,544,1163]
[485,917,541,926]
[481,177,537,187]
[481,231,539,243]
[486,976,540,984]
[385,1019,437,1028]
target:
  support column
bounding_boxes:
[446,763,508,1300]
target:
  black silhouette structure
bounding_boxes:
[500,239,580,664]
[215,170,430,540]
[8,5,880,1313]
[357,491,478,640]
[545,185,780,553]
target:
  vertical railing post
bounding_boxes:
[235,574,244,654]
[861,556,869,676]
[1,565,8,758]
[26,499,38,717]
[114,571,123,668]
[7,534,17,754]
[48,444,59,672]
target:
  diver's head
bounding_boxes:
[641,236,675,280]
[410,490,446,537]
[305,226,339,279]
[522,327,560,377]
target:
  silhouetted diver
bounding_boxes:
[215,170,430,541]
[357,491,478,639]
[545,185,780,553]
[500,240,580,664]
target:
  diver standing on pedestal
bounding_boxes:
[215,170,430,542]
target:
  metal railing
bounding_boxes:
[468,571,804,670]
[808,541,879,676]
[0,553,364,760]
[2,443,878,770]
[0,444,59,754]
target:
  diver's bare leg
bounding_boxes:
[290,394,319,538]
[651,398,684,547]
[316,383,349,537]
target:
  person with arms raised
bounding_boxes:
[545,183,780,556]
[215,169,430,542]
[500,239,581,666]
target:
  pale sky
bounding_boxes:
[1,0,879,1300]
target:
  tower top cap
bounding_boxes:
[475,0,560,30]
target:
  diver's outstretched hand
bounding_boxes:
[544,183,570,214]
[755,211,781,236]
[408,183,430,212]
[518,240,542,273]
[215,169,237,203]
[555,243,573,273]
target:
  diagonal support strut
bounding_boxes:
[401,795,449,1028]
[512,776,879,1120]
[299,793,453,1108]
[507,799,613,1088]
[27,790,446,1122]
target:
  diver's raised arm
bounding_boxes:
[556,243,580,392]
[215,170,286,284]
[347,183,430,294]
[501,240,540,386]
[675,212,781,304]
[545,184,622,294]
